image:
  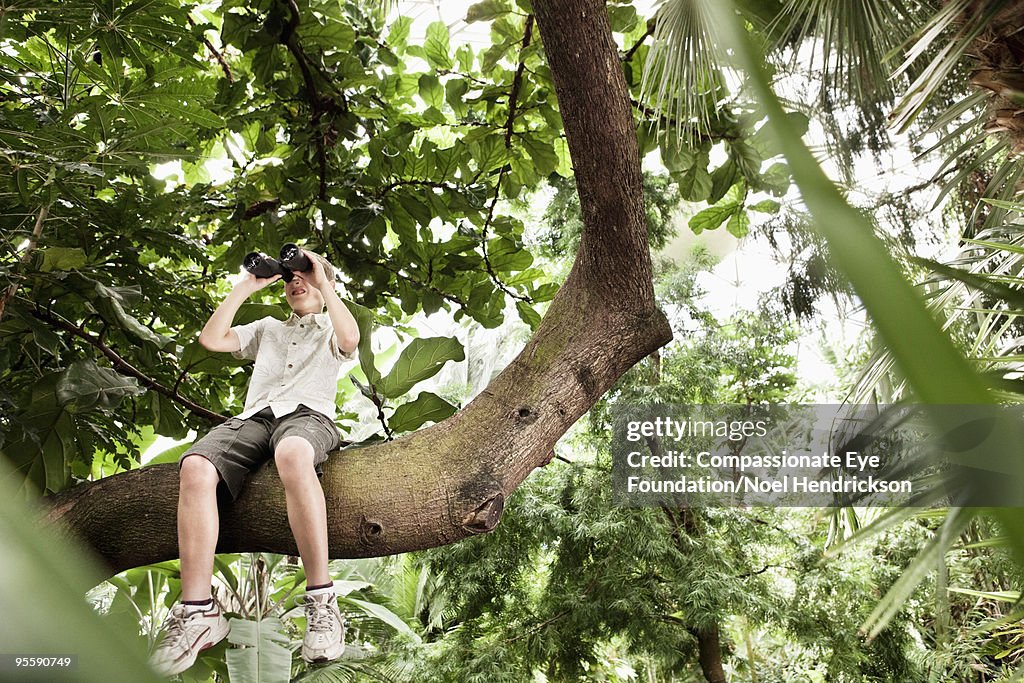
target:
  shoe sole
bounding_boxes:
[302,636,345,664]
[158,620,231,676]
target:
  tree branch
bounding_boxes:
[622,18,655,62]
[188,16,234,82]
[31,308,227,424]
[44,0,673,578]
[0,204,49,322]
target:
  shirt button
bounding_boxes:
[287,363,293,368]
[292,342,297,345]
[300,324,305,328]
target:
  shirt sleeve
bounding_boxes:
[329,332,356,362]
[231,317,266,361]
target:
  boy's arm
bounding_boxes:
[199,273,281,352]
[306,251,360,355]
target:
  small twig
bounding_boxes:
[188,16,234,82]
[0,203,50,322]
[622,18,655,63]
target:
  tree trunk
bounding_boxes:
[44,0,672,578]
[693,625,729,683]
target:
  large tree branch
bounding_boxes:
[45,0,673,578]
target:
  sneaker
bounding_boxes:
[150,601,230,676]
[299,593,345,663]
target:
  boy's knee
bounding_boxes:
[274,438,315,481]
[179,454,220,489]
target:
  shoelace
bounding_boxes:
[302,597,337,633]
[158,605,192,651]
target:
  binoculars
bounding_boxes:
[244,243,312,282]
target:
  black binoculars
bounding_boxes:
[243,243,311,282]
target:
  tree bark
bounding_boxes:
[692,625,729,683]
[44,0,673,578]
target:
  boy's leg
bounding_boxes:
[178,454,221,600]
[274,436,331,585]
[153,413,273,676]
[271,408,345,662]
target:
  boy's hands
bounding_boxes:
[304,250,333,292]
[232,272,281,297]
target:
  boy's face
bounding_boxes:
[284,272,324,315]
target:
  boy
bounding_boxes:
[150,249,359,676]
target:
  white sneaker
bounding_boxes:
[150,602,230,676]
[299,593,345,663]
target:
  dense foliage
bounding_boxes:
[3,0,1024,681]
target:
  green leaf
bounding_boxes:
[345,301,380,386]
[0,457,164,682]
[423,21,453,69]
[729,139,762,179]
[144,440,191,466]
[446,78,469,117]
[675,150,712,202]
[39,247,87,272]
[522,136,559,176]
[709,159,739,203]
[608,5,638,32]
[387,16,412,51]
[749,199,780,213]
[93,282,172,349]
[689,203,737,234]
[225,616,292,683]
[418,73,444,109]
[488,236,533,271]
[377,336,465,399]
[344,596,422,642]
[726,209,750,238]
[389,391,458,432]
[299,18,355,51]
[515,299,541,330]
[56,360,144,413]
[466,0,513,22]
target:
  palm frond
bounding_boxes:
[640,0,729,142]
[889,0,1002,133]
[769,0,920,105]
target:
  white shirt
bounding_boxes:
[231,311,354,420]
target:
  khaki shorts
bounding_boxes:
[180,405,342,501]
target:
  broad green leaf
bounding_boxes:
[345,301,379,386]
[466,0,513,22]
[675,151,712,202]
[387,15,412,50]
[39,247,87,272]
[93,282,172,350]
[689,203,737,234]
[344,596,421,642]
[515,299,541,330]
[225,616,292,683]
[418,73,444,109]
[424,21,453,69]
[377,336,465,398]
[389,391,458,432]
[0,458,163,682]
[488,236,533,271]
[56,360,144,413]
[749,199,781,213]
[522,136,559,176]
[726,209,750,238]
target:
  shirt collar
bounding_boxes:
[285,311,328,328]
